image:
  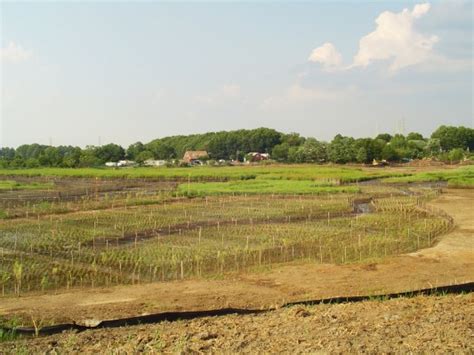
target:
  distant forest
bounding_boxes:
[1,125,473,168]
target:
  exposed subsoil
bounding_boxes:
[2,294,472,353]
[0,189,472,327]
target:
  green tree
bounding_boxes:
[281,132,305,146]
[355,138,384,163]
[146,141,176,160]
[407,140,427,159]
[248,128,282,153]
[126,142,145,160]
[287,146,301,163]
[425,138,442,155]
[271,143,290,162]
[0,148,15,160]
[406,132,424,141]
[25,158,40,168]
[431,125,474,151]
[376,133,392,142]
[9,157,26,168]
[95,144,125,163]
[136,150,154,163]
[299,138,328,163]
[15,144,48,160]
[207,134,230,160]
[356,147,368,163]
[381,144,399,161]
[39,147,62,166]
[389,134,407,150]
[79,147,101,167]
[61,147,82,167]
[328,135,356,163]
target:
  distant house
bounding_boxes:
[245,152,270,162]
[105,160,136,167]
[183,151,208,164]
[144,159,166,167]
[117,160,137,167]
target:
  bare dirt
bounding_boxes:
[0,189,472,327]
[2,294,473,353]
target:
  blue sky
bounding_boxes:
[1,1,472,147]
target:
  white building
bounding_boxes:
[144,159,166,167]
[117,160,137,167]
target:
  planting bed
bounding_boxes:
[0,174,453,296]
[0,176,177,219]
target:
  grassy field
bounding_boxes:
[446,177,474,188]
[0,180,54,191]
[382,165,474,187]
[0,165,406,182]
[177,179,360,196]
[1,165,471,186]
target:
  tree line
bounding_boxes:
[1,125,472,168]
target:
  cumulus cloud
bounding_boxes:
[308,42,343,71]
[0,41,33,63]
[352,2,438,72]
[307,3,462,74]
[412,3,431,18]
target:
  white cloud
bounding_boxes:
[308,3,467,74]
[0,41,33,63]
[308,42,343,71]
[412,3,431,18]
[195,84,241,105]
[352,3,438,72]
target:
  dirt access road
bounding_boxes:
[1,189,473,325]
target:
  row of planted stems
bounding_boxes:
[0,194,453,296]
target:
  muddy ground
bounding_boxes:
[2,294,472,353]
